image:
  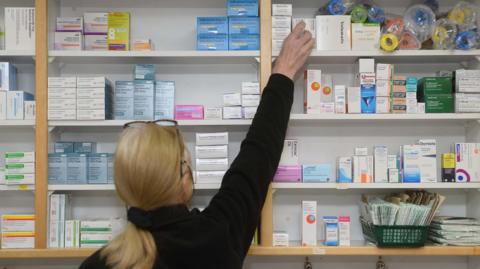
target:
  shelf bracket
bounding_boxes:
[48,56,56,64]
[304,257,312,269]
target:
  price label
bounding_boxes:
[313,247,326,255]
[336,184,349,190]
[18,185,29,190]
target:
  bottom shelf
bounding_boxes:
[0,246,479,259]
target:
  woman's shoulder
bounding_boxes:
[79,249,109,269]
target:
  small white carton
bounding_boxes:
[302,201,317,246]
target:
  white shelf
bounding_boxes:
[272,182,480,190]
[0,120,35,127]
[0,185,34,191]
[49,50,260,64]
[48,119,253,128]
[0,50,36,63]
[273,49,480,64]
[48,183,221,191]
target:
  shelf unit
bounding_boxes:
[1,0,480,268]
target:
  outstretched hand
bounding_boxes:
[272,21,315,81]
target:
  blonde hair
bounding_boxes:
[101,124,189,269]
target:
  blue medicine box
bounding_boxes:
[197,34,228,51]
[134,64,156,81]
[227,0,259,17]
[302,164,332,183]
[228,17,259,34]
[155,81,175,120]
[361,85,376,114]
[66,153,88,184]
[74,142,97,153]
[114,81,135,120]
[134,80,155,120]
[88,153,109,184]
[406,77,418,92]
[107,154,114,184]
[229,34,259,50]
[197,17,229,35]
[48,153,67,184]
[54,142,74,153]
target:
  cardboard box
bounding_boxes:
[315,15,351,51]
[376,97,390,114]
[242,81,260,94]
[54,31,83,50]
[324,216,338,246]
[272,16,292,29]
[455,93,480,113]
[388,168,400,183]
[155,81,175,120]
[77,109,110,120]
[48,153,67,184]
[223,106,243,119]
[48,77,76,88]
[305,69,322,114]
[5,152,34,163]
[455,143,480,182]
[387,155,397,169]
[48,88,76,99]
[442,153,455,182]
[24,101,35,120]
[360,85,376,114]
[352,23,380,50]
[134,80,155,120]
[228,17,259,35]
[337,157,352,183]
[1,233,35,248]
[334,85,346,114]
[357,58,375,74]
[197,34,228,50]
[242,106,258,119]
[195,171,226,184]
[376,64,393,81]
[77,77,109,88]
[224,93,242,107]
[66,153,88,184]
[376,80,391,97]
[48,110,76,120]
[424,94,454,113]
[204,107,223,120]
[302,201,317,246]
[134,64,155,81]
[229,34,259,50]
[347,87,361,114]
[1,215,35,232]
[338,216,350,246]
[272,232,289,247]
[196,132,228,146]
[273,165,302,182]
[321,75,334,103]
[242,94,260,107]
[54,142,74,153]
[302,164,332,183]
[197,17,228,35]
[455,69,480,93]
[107,12,130,51]
[407,98,418,114]
[49,98,76,110]
[74,142,96,153]
[88,153,109,184]
[5,163,34,174]
[0,168,5,185]
[0,62,18,91]
[5,8,36,50]
[353,155,373,183]
[418,77,453,96]
[84,13,108,34]
[4,174,35,185]
[280,140,298,165]
[195,145,228,159]
[65,220,80,248]
[227,0,259,17]
[114,81,134,120]
[402,145,421,183]
[272,4,292,16]
[7,91,34,119]
[84,34,108,51]
[0,91,6,120]
[196,158,229,171]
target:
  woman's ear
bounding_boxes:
[181,172,193,204]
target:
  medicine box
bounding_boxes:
[0,91,5,120]
[456,69,480,93]
[316,16,351,51]
[5,163,35,174]
[88,153,109,184]
[273,165,302,182]
[242,82,260,94]
[374,146,388,183]
[0,168,5,185]
[74,142,96,153]
[48,153,67,184]
[334,85,346,114]
[195,145,228,159]
[337,157,352,183]
[175,105,204,120]
[49,98,76,110]
[418,77,453,96]
[387,155,397,169]
[24,101,35,120]
[243,106,258,119]
[155,81,175,120]
[360,85,376,114]
[402,145,421,183]
[196,158,229,171]
[195,171,226,184]
[406,77,418,92]
[347,87,361,114]
[376,80,391,97]
[353,155,373,183]
[242,94,260,107]
[1,215,35,233]
[280,140,298,165]
[5,152,35,164]
[272,39,284,51]
[114,81,134,120]
[305,69,322,114]
[54,31,83,50]
[229,34,259,50]
[424,94,454,113]
[77,77,110,88]
[302,164,332,183]
[357,59,375,74]
[272,27,291,40]
[455,143,480,182]
[84,34,108,51]
[48,110,76,120]
[107,154,114,184]
[65,220,81,248]
[227,0,259,17]
[228,17,259,35]
[324,216,338,246]
[107,12,130,51]
[196,132,229,146]
[224,93,242,107]
[388,168,400,183]
[0,62,18,91]
[7,91,34,120]
[272,16,292,29]
[272,232,289,247]
[442,153,456,182]
[1,232,35,249]
[197,34,228,50]
[134,80,155,120]
[66,154,88,184]
[338,216,350,246]
[134,64,155,81]
[302,201,317,246]
[77,87,112,100]
[5,8,35,51]
[376,97,390,114]
[355,147,368,156]
[321,75,334,103]
[80,233,112,248]
[4,174,35,185]
[48,88,76,99]
[205,107,223,120]
[84,13,108,34]
[376,64,393,81]
[351,23,380,51]
[197,17,228,35]
[77,109,111,120]
[292,18,316,38]
[272,4,292,16]
[48,77,77,88]
[455,93,480,113]
[223,106,243,119]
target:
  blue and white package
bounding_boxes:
[107,154,114,184]
[66,153,88,184]
[228,17,259,35]
[197,17,228,35]
[74,142,96,153]
[155,81,175,120]
[337,157,352,183]
[114,81,134,120]
[197,34,228,50]
[134,64,155,81]
[406,77,418,92]
[54,142,74,153]
[303,164,332,183]
[229,34,259,50]
[134,80,155,120]
[324,216,339,246]
[402,145,421,183]
[88,153,108,184]
[227,0,259,17]
[0,62,18,91]
[48,153,67,184]
[361,85,376,113]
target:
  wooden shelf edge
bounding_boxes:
[1,246,479,259]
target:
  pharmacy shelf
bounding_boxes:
[0,246,478,259]
[273,49,480,64]
[48,119,253,129]
[0,185,34,191]
[0,50,35,63]
[48,183,221,191]
[49,50,260,64]
[0,120,36,127]
[272,183,480,191]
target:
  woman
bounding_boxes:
[80,22,314,269]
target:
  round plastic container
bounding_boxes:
[404,4,436,42]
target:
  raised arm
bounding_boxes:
[202,22,314,256]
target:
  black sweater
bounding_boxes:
[79,74,294,269]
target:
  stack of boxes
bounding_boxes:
[418,77,454,113]
[48,77,77,120]
[376,63,393,114]
[195,132,229,184]
[77,77,113,120]
[391,76,407,114]
[48,141,114,185]
[55,12,130,51]
[0,62,35,120]
[1,214,35,249]
[48,194,71,248]
[134,65,155,120]
[241,81,260,119]
[272,4,292,52]
[4,152,35,185]
[197,0,259,51]
[223,92,242,119]
[455,70,480,113]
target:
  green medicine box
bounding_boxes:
[418,77,453,97]
[425,94,454,113]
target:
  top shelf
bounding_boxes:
[0,50,35,63]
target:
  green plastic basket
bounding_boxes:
[360,218,429,248]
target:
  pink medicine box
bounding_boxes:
[273,165,302,182]
[175,105,204,120]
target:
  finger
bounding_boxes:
[300,31,313,44]
[299,38,315,56]
[292,21,306,36]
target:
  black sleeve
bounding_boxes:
[202,73,294,256]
